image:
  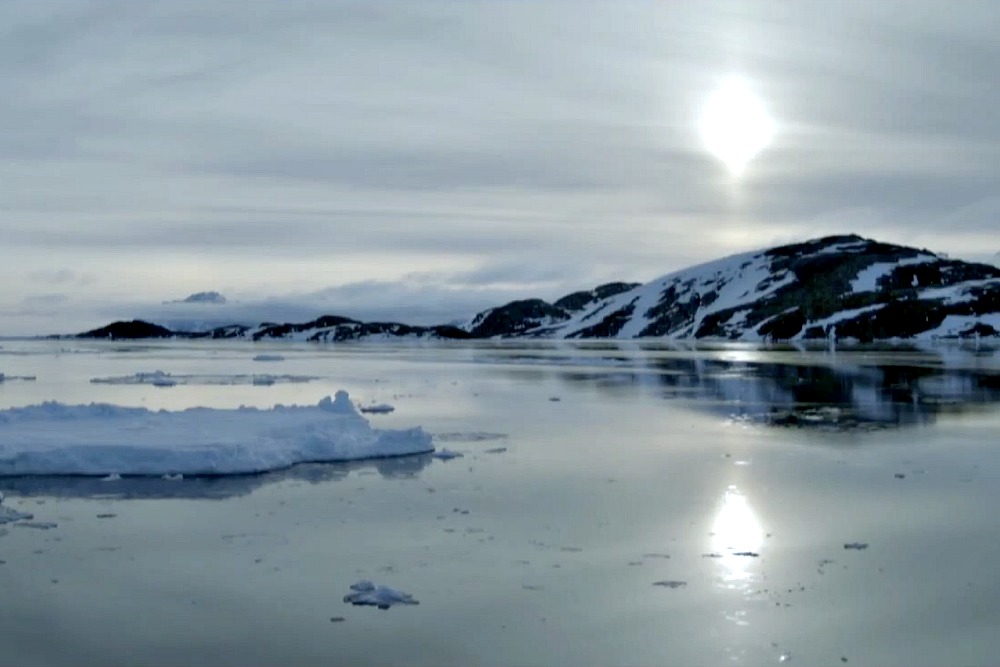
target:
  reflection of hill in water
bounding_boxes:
[483,344,1000,430]
[2,454,433,500]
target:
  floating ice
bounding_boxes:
[343,580,419,609]
[0,497,33,525]
[16,521,57,530]
[843,542,869,550]
[252,354,285,362]
[0,372,36,383]
[652,580,687,589]
[91,371,317,386]
[359,403,395,414]
[0,391,433,476]
[430,448,464,461]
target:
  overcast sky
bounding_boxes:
[2,0,998,334]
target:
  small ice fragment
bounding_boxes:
[343,580,419,609]
[253,354,285,362]
[894,473,905,479]
[642,553,671,559]
[101,473,122,482]
[843,542,868,550]
[0,505,33,525]
[162,474,184,481]
[484,447,508,454]
[701,552,723,558]
[151,376,177,387]
[733,551,760,557]
[96,513,117,519]
[652,580,687,589]
[548,397,561,402]
[252,375,276,386]
[431,448,463,460]
[17,521,57,530]
[329,617,346,623]
[359,403,395,414]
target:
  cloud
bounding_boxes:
[0,1,998,334]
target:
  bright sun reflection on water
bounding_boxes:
[710,486,764,588]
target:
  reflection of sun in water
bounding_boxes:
[699,77,775,176]
[710,486,764,587]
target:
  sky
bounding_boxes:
[2,0,999,334]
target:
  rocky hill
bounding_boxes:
[75,235,1000,342]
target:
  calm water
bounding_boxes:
[2,339,1000,666]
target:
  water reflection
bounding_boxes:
[479,344,1000,430]
[0,453,433,500]
[709,486,764,591]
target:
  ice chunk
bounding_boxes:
[0,498,33,525]
[430,448,464,460]
[343,580,419,609]
[252,354,285,362]
[91,372,316,386]
[359,403,395,414]
[0,391,433,476]
[16,521,57,530]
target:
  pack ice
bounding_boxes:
[0,391,433,476]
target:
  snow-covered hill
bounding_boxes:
[458,235,1000,342]
[76,235,1000,342]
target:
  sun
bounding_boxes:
[699,77,775,176]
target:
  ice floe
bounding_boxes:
[359,403,395,414]
[343,581,419,609]
[0,496,33,525]
[252,354,285,362]
[90,370,318,386]
[0,391,433,476]
[430,448,464,461]
[0,372,36,383]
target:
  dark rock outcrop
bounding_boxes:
[78,320,175,340]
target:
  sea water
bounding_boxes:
[1,339,999,666]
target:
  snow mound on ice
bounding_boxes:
[0,391,433,476]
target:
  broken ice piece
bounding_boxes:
[843,542,869,550]
[652,580,687,589]
[359,404,395,414]
[343,580,419,609]
[431,448,463,460]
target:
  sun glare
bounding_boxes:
[699,77,775,176]
[710,486,764,587]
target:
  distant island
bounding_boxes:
[162,291,228,305]
[73,235,1000,343]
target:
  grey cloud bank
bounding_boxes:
[1,1,998,334]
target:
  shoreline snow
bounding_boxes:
[0,391,433,476]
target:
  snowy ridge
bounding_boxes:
[505,235,1000,342]
[75,235,1000,343]
[0,391,433,476]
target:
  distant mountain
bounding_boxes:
[163,291,227,305]
[75,235,1000,342]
